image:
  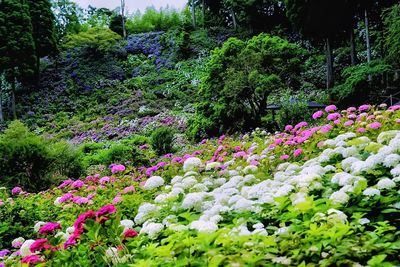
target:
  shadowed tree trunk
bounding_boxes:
[191,0,197,28]
[11,69,17,119]
[365,8,371,63]
[120,0,126,39]
[349,23,357,65]
[326,37,334,89]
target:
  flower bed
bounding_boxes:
[1,104,400,266]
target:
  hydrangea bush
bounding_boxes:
[1,104,400,266]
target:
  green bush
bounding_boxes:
[276,91,312,129]
[189,33,305,140]
[384,4,400,67]
[151,127,175,155]
[0,121,83,192]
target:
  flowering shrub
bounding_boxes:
[1,104,400,266]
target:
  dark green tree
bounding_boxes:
[0,0,37,119]
[189,34,304,139]
[27,0,58,80]
[109,14,126,37]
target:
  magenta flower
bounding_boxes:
[0,249,10,257]
[325,105,337,112]
[59,193,73,203]
[294,121,308,129]
[280,155,289,160]
[171,157,183,163]
[320,124,333,133]
[234,151,247,158]
[11,187,22,195]
[327,113,341,121]
[367,122,382,129]
[39,222,61,235]
[96,204,117,217]
[30,239,50,253]
[275,138,284,145]
[124,229,138,238]
[21,255,43,264]
[294,148,303,157]
[346,107,356,113]
[389,105,400,111]
[312,110,324,119]
[111,164,126,174]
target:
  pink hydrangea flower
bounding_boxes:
[294,148,303,157]
[58,179,73,189]
[389,105,400,111]
[346,107,356,113]
[327,113,341,121]
[325,105,337,112]
[358,104,371,111]
[312,110,324,119]
[73,197,90,205]
[71,180,85,188]
[139,144,149,150]
[367,122,382,129]
[123,186,135,194]
[344,120,354,126]
[396,119,400,124]
[39,223,61,235]
[320,124,333,133]
[275,138,284,145]
[11,187,22,195]
[357,127,366,133]
[96,204,117,217]
[294,121,308,129]
[59,193,73,203]
[112,196,123,204]
[280,155,289,160]
[111,164,126,174]
[285,125,293,132]
[334,119,341,125]
[234,151,247,158]
[99,176,111,185]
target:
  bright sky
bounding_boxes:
[73,0,187,13]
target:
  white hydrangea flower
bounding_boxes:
[253,223,264,229]
[329,191,349,204]
[168,224,188,232]
[140,222,164,239]
[272,257,291,265]
[358,218,370,225]
[383,154,400,168]
[190,220,218,233]
[363,188,381,196]
[54,197,62,206]
[55,232,68,240]
[327,209,347,224]
[20,239,35,256]
[232,198,256,212]
[390,164,400,177]
[377,178,396,189]
[342,157,360,172]
[182,192,208,210]
[144,176,165,190]
[181,177,198,189]
[66,226,75,234]
[134,203,160,224]
[377,130,399,144]
[183,157,202,172]
[171,176,183,184]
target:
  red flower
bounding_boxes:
[124,229,138,239]
[95,204,116,217]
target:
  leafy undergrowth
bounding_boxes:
[1,104,400,266]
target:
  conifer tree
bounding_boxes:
[0,0,37,119]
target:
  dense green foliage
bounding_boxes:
[151,127,175,155]
[0,121,83,192]
[190,34,304,139]
[384,4,400,68]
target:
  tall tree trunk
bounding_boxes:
[35,55,41,87]
[11,69,17,120]
[230,9,237,30]
[326,37,334,89]
[365,8,371,63]
[349,24,357,65]
[121,0,126,39]
[191,0,196,28]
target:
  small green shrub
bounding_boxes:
[151,127,175,155]
[0,121,83,192]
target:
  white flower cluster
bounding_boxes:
[134,129,400,238]
[144,176,165,190]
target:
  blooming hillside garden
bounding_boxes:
[1,104,400,266]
